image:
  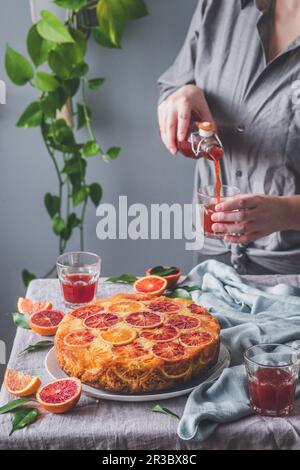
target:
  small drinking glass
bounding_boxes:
[197,185,240,240]
[56,252,101,308]
[244,344,300,417]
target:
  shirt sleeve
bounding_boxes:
[157,0,205,104]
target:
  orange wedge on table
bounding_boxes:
[133,276,167,298]
[36,378,82,414]
[29,310,64,336]
[4,369,41,397]
[17,298,52,316]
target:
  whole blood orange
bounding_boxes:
[133,276,167,297]
[29,310,64,336]
[4,369,41,397]
[36,378,82,414]
[17,298,52,316]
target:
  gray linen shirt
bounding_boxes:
[158,0,300,274]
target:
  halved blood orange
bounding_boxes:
[108,300,144,314]
[29,310,64,336]
[17,298,52,316]
[167,315,200,331]
[83,313,119,330]
[100,327,137,346]
[64,330,95,347]
[152,341,186,362]
[125,311,163,329]
[148,300,181,314]
[71,304,104,320]
[4,369,41,397]
[180,331,213,347]
[188,303,211,316]
[113,342,150,360]
[36,378,82,414]
[140,325,179,342]
[133,276,167,297]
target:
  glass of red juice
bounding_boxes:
[56,252,101,308]
[244,344,300,417]
[197,185,240,240]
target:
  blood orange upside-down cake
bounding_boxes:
[55,294,220,393]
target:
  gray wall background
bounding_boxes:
[0,0,198,382]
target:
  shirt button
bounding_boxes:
[237,125,245,133]
[236,170,243,177]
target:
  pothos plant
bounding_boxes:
[5,0,148,286]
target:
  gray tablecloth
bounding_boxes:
[1,276,300,450]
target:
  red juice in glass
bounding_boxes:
[57,252,101,308]
[62,274,98,305]
[245,344,300,418]
[248,368,298,417]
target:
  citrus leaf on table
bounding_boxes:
[5,45,34,86]
[12,313,30,330]
[16,102,43,128]
[179,285,201,293]
[106,274,138,284]
[167,289,192,300]
[151,405,180,420]
[149,266,179,277]
[0,398,31,415]
[88,78,106,91]
[34,72,59,92]
[37,10,74,44]
[9,408,39,436]
[22,270,37,288]
[19,340,54,355]
[27,24,56,67]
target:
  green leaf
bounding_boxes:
[69,29,87,63]
[37,10,75,44]
[77,103,91,130]
[61,213,81,241]
[93,28,120,49]
[167,289,192,300]
[89,183,102,207]
[149,266,179,277]
[19,340,54,355]
[48,119,75,146]
[62,156,86,175]
[5,45,34,86]
[27,24,56,67]
[52,216,67,235]
[151,405,180,420]
[83,140,100,157]
[73,186,89,206]
[96,0,148,48]
[106,273,138,284]
[35,72,59,92]
[44,193,60,219]
[12,313,30,330]
[10,408,39,436]
[22,270,37,288]
[179,285,201,293]
[0,398,31,415]
[54,0,87,10]
[88,77,106,91]
[48,48,73,79]
[70,62,89,78]
[62,78,80,97]
[16,102,43,128]
[40,88,67,117]
[103,146,121,161]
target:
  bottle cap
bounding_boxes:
[199,122,215,138]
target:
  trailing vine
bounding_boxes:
[5,0,148,286]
